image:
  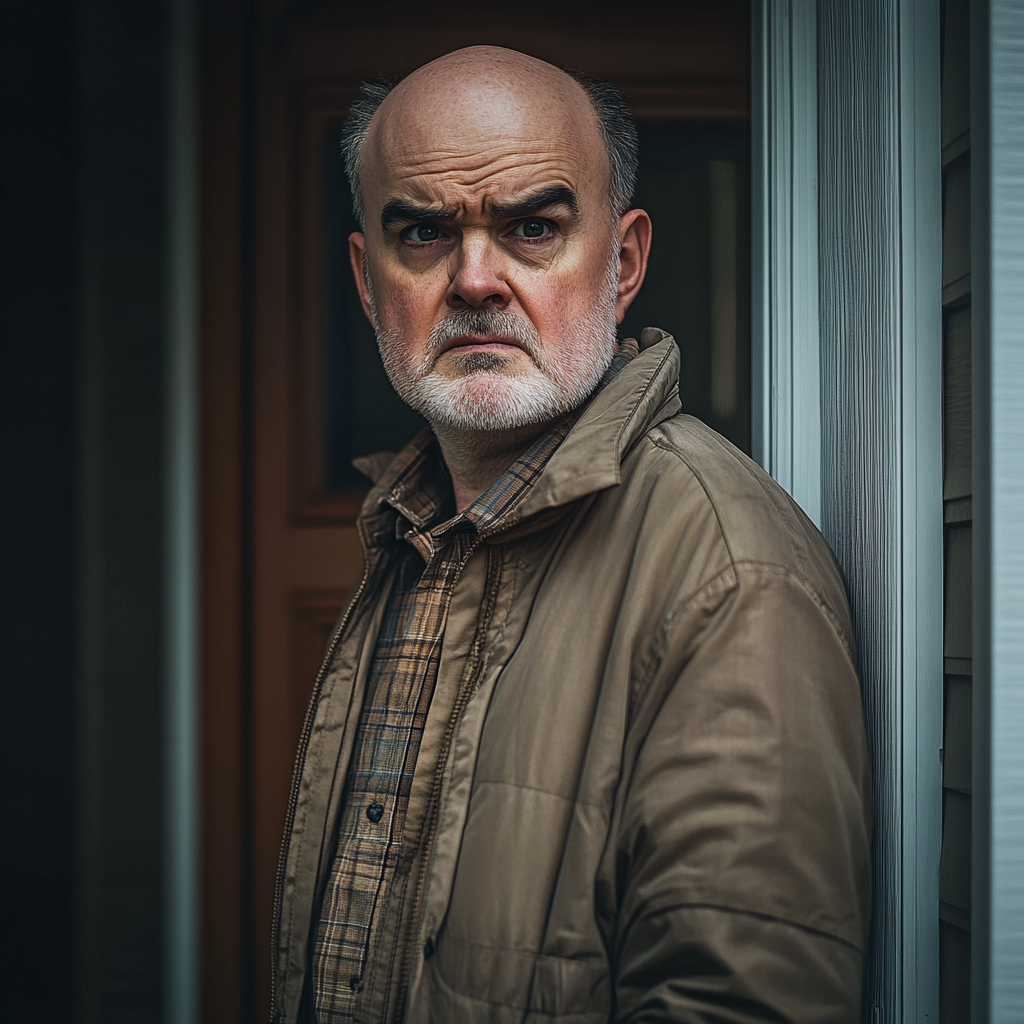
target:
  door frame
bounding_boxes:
[752,1,943,1020]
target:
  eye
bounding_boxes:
[405,223,443,243]
[511,219,553,239]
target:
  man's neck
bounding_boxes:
[433,421,555,514]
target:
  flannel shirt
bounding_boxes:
[312,340,637,1023]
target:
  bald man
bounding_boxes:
[273,47,871,1024]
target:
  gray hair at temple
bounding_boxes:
[340,72,639,230]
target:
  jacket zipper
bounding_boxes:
[270,552,375,1022]
[389,538,504,1023]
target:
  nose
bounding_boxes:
[446,234,512,310]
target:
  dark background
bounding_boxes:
[2,1,167,1020]
[2,1,82,1020]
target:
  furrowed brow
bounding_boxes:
[487,186,580,221]
[379,199,459,232]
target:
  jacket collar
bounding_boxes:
[356,329,681,544]
[514,328,680,520]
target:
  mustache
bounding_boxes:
[423,308,541,367]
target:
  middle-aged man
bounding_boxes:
[273,45,871,1024]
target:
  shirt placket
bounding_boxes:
[313,527,475,1024]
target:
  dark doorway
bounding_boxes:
[198,3,750,1018]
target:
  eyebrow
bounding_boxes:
[380,199,459,233]
[379,185,581,233]
[487,186,580,221]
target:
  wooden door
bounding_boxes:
[200,3,749,1020]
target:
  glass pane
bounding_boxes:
[321,120,751,493]
[620,125,751,452]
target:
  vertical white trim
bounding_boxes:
[899,3,943,1021]
[973,1,1024,1019]
[751,0,821,527]
[164,0,199,1019]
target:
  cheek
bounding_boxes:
[515,258,609,331]
[375,266,445,330]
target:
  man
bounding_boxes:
[273,45,871,1024]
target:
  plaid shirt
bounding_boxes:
[312,341,637,1023]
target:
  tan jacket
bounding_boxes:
[272,330,872,1024]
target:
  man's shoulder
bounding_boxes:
[616,411,847,608]
[636,411,784,523]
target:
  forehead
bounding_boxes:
[363,67,607,212]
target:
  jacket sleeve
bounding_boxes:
[612,566,872,1024]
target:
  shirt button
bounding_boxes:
[366,802,384,823]
[423,937,434,959]
[349,975,361,992]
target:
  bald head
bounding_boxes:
[381,46,592,131]
[341,46,637,229]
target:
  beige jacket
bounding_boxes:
[272,329,872,1024]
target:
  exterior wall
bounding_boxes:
[970,0,1024,1016]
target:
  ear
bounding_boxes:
[614,208,652,324]
[348,231,374,324]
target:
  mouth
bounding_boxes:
[438,336,525,357]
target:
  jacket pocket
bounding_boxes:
[424,931,610,1023]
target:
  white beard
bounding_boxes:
[369,256,621,433]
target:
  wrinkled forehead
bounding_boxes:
[363,61,608,209]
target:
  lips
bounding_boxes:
[438,336,524,356]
